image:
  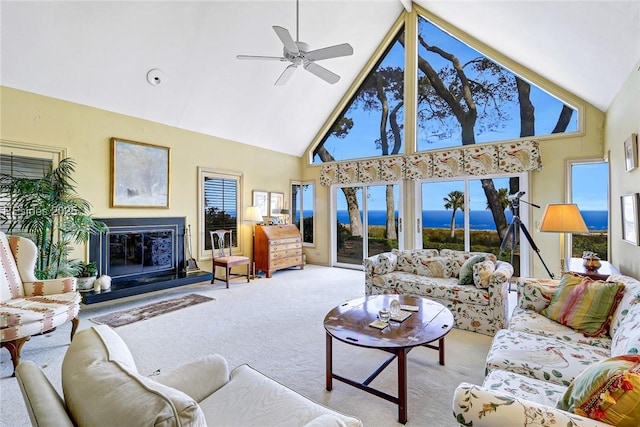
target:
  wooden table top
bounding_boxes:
[323,295,454,350]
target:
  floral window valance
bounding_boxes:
[320,140,542,186]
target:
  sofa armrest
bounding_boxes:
[453,382,613,427]
[153,354,230,403]
[363,252,396,280]
[516,277,560,311]
[22,277,77,296]
[16,361,75,427]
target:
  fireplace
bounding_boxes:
[85,217,211,304]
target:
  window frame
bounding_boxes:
[566,158,610,260]
[198,167,243,260]
[291,180,315,246]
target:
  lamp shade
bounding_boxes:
[538,204,588,233]
[244,206,263,222]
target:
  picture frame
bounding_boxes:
[621,193,639,245]
[624,133,638,172]
[252,190,269,217]
[111,138,170,208]
[270,192,284,217]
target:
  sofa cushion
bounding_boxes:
[558,355,640,427]
[473,260,495,289]
[62,325,206,427]
[485,329,610,387]
[542,273,625,337]
[509,307,612,349]
[395,277,489,306]
[199,364,361,426]
[483,369,567,408]
[458,254,487,285]
[611,301,640,357]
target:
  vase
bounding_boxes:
[76,276,97,292]
[583,257,602,271]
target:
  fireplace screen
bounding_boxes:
[108,230,174,277]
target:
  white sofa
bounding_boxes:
[452,274,640,426]
[364,248,514,335]
[16,325,362,427]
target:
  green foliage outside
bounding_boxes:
[205,207,236,250]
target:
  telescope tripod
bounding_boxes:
[499,196,554,279]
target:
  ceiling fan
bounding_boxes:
[236,0,354,86]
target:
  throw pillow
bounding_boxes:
[541,273,625,337]
[557,354,640,427]
[413,256,457,278]
[457,254,486,286]
[472,260,496,289]
[372,253,397,275]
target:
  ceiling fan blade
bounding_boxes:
[303,61,340,84]
[275,64,298,86]
[273,26,299,54]
[237,54,287,61]
[305,43,354,61]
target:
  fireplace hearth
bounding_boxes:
[85,217,211,304]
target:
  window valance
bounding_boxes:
[319,140,542,186]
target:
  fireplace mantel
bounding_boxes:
[84,217,211,304]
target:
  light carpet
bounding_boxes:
[0,265,491,426]
[89,293,214,327]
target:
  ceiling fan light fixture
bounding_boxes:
[236,0,353,86]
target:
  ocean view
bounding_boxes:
[328,210,608,232]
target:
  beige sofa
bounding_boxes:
[452,274,640,426]
[16,325,362,427]
[364,248,513,336]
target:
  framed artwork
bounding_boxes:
[252,190,269,217]
[621,193,639,245]
[111,138,170,208]
[270,192,284,216]
[624,133,638,172]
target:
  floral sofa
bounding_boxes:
[363,248,514,336]
[453,273,640,426]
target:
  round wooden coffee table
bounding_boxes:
[324,295,454,424]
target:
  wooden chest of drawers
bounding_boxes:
[254,225,303,278]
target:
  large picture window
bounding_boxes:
[198,167,242,260]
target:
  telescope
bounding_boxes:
[507,191,526,201]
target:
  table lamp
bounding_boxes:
[280,209,290,224]
[538,203,588,274]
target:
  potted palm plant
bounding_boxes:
[0,157,108,279]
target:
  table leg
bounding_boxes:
[398,348,407,424]
[439,337,445,366]
[326,332,333,391]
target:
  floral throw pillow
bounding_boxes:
[558,354,640,427]
[472,260,495,289]
[542,273,625,337]
[457,254,486,286]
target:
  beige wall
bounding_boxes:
[0,86,300,268]
[605,59,640,278]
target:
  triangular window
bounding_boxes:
[312,13,578,164]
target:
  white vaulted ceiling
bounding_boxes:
[1,1,639,156]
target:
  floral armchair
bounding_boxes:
[0,231,80,375]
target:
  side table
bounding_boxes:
[566,258,621,281]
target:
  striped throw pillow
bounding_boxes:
[542,273,625,337]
